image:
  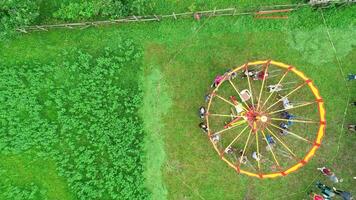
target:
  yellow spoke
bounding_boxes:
[209,113,237,118]
[228,79,250,110]
[214,121,247,135]
[268,123,312,143]
[265,127,297,158]
[270,117,318,124]
[269,101,316,115]
[246,67,255,109]
[260,70,289,110]
[224,125,249,152]
[261,130,280,167]
[256,131,261,171]
[265,82,307,111]
[256,61,270,110]
[214,94,236,107]
[238,129,253,166]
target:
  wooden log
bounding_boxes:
[154,14,160,21]
[36,25,48,31]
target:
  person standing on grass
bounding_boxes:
[199,122,208,133]
[348,124,355,132]
[333,187,353,200]
[194,13,201,21]
[316,181,335,199]
[317,167,343,183]
[347,74,356,80]
[198,106,206,119]
[309,191,326,200]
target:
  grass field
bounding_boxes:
[0,1,355,200]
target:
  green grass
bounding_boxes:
[0,2,355,200]
[141,68,171,200]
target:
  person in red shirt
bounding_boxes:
[309,191,325,200]
[317,167,343,183]
[313,194,325,200]
[318,167,332,176]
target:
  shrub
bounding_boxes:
[0,0,39,39]
[53,0,152,21]
[0,40,149,199]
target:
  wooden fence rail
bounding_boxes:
[16,1,354,33]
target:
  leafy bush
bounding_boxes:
[0,39,149,199]
[53,0,152,21]
[0,0,39,39]
[0,183,43,200]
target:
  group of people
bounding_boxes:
[310,73,355,200]
[198,67,293,161]
[242,68,269,80]
[310,167,353,200]
[199,68,246,134]
[210,68,238,88]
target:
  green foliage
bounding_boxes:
[0,0,39,39]
[0,39,149,199]
[53,0,152,21]
[1,182,43,200]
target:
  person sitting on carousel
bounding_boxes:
[238,149,248,164]
[211,75,224,88]
[266,134,276,145]
[230,71,238,80]
[281,111,295,126]
[204,93,211,102]
[267,84,283,93]
[211,133,220,144]
[265,134,276,151]
[254,70,269,81]
[279,122,289,136]
[223,68,237,80]
[281,96,293,109]
[252,151,261,161]
[242,69,257,79]
[224,146,235,155]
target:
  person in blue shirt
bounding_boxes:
[347,74,356,80]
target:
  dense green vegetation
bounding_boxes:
[53,0,152,21]
[0,40,149,199]
[0,0,39,39]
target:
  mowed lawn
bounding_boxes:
[0,3,355,200]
